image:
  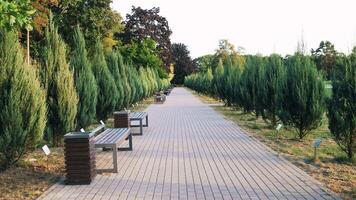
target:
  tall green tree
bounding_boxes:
[171,43,195,84]
[0,30,47,169]
[91,39,118,121]
[106,51,124,110]
[71,26,97,129]
[119,6,172,71]
[328,55,356,159]
[41,17,78,146]
[117,53,131,108]
[53,0,123,49]
[239,55,264,116]
[260,54,285,125]
[0,0,36,64]
[311,41,337,80]
[280,54,325,139]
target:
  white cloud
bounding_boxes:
[111,0,356,58]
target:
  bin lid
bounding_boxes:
[64,131,95,139]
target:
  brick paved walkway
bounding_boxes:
[39,87,338,200]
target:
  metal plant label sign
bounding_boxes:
[313,138,322,148]
[276,124,283,131]
[42,145,51,156]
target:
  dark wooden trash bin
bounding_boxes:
[64,132,96,185]
[114,111,130,128]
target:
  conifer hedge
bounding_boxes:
[91,39,118,121]
[71,26,97,129]
[185,53,326,139]
[41,18,78,146]
[328,55,356,159]
[0,31,47,169]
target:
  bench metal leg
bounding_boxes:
[139,119,143,135]
[143,115,148,127]
[113,144,118,173]
[118,133,133,151]
[132,119,143,136]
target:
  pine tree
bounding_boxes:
[117,53,131,108]
[107,51,124,110]
[280,53,325,139]
[0,30,47,169]
[71,26,97,129]
[41,18,78,146]
[91,39,118,121]
[328,55,355,159]
[260,54,285,125]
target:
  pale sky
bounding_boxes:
[111,0,356,58]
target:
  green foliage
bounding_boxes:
[171,43,195,84]
[91,39,118,121]
[0,0,35,31]
[0,30,46,169]
[117,52,132,108]
[70,26,97,129]
[194,54,214,72]
[120,6,172,71]
[239,55,264,115]
[54,0,123,49]
[126,63,137,105]
[184,68,213,94]
[41,18,78,146]
[106,51,124,110]
[280,54,325,139]
[328,55,356,159]
[118,38,164,73]
[311,41,338,80]
[259,54,285,125]
[212,59,225,98]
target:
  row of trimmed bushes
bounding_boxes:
[185,53,355,159]
[0,20,170,169]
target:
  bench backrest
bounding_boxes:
[90,124,105,136]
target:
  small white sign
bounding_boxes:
[276,124,283,131]
[80,128,85,132]
[124,107,127,111]
[42,145,51,156]
[100,120,105,126]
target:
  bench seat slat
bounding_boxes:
[129,112,147,120]
[95,128,130,145]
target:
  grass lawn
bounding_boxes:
[190,89,355,200]
[0,97,154,200]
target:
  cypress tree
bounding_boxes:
[328,55,355,159]
[240,55,264,115]
[91,39,118,121]
[0,31,47,169]
[127,63,137,104]
[212,59,225,99]
[139,67,149,98]
[107,52,124,110]
[41,18,78,146]
[117,53,131,108]
[71,26,97,129]
[260,54,285,125]
[133,67,144,101]
[280,53,325,139]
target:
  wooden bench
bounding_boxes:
[92,124,132,173]
[129,112,148,136]
[154,92,166,104]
